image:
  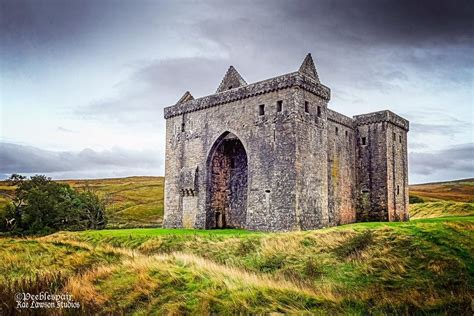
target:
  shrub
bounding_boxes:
[409,195,424,204]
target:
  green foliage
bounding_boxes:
[0,174,107,235]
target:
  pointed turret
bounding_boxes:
[216,66,247,93]
[298,53,320,82]
[176,91,194,104]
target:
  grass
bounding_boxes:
[1,217,472,314]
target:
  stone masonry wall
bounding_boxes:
[327,110,357,225]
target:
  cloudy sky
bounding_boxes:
[0,0,473,183]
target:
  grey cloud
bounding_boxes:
[0,142,162,178]
[76,57,231,123]
[409,142,474,176]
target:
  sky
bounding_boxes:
[0,0,473,184]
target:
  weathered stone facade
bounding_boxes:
[163,54,409,232]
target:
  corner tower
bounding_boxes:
[354,111,409,221]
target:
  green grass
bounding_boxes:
[2,216,471,314]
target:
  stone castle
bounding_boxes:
[163,54,409,232]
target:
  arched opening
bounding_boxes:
[207,132,248,228]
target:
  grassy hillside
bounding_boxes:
[410,178,474,202]
[1,217,472,314]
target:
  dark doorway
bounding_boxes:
[207,132,248,228]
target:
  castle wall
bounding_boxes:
[386,123,409,221]
[354,121,388,221]
[326,110,357,225]
[294,87,329,229]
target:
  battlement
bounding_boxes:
[354,110,409,131]
[164,72,330,119]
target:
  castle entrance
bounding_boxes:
[207,132,248,228]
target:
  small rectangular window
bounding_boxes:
[345,130,348,137]
[361,137,367,145]
[335,127,339,135]
[399,135,402,143]
[317,106,321,117]
[181,122,185,132]
[393,132,396,141]
[304,101,309,113]
[277,100,282,112]
[397,185,400,195]
[259,104,265,116]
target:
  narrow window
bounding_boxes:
[345,130,348,137]
[335,127,339,135]
[361,137,367,145]
[181,122,185,132]
[259,104,265,116]
[399,135,402,143]
[393,132,396,141]
[317,106,321,117]
[304,101,309,113]
[397,185,400,195]
[277,100,283,112]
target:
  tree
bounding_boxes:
[1,174,107,235]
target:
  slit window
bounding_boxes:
[181,122,185,132]
[277,100,283,112]
[345,130,348,137]
[259,104,265,116]
[397,185,400,195]
[304,101,309,113]
[317,106,321,117]
[335,127,339,135]
[361,137,367,145]
[399,135,402,143]
[393,132,396,141]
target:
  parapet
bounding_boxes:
[163,72,331,119]
[353,110,409,131]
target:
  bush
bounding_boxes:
[0,174,107,235]
[409,195,424,204]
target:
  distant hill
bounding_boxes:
[409,178,474,202]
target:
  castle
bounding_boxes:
[163,54,409,232]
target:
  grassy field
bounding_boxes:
[1,217,472,314]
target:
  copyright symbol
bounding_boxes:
[15,293,23,301]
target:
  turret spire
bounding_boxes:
[216,66,247,93]
[298,53,320,82]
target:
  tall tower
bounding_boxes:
[354,111,409,221]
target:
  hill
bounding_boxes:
[1,217,472,314]
[409,178,474,202]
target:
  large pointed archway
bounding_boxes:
[206,132,248,228]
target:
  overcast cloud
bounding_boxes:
[0,0,472,182]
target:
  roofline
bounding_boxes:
[163,72,331,119]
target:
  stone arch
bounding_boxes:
[206,131,248,228]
